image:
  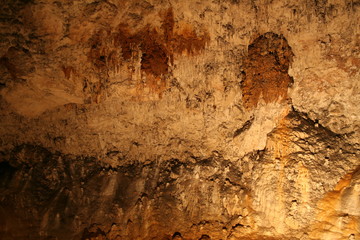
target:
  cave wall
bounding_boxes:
[0,0,360,239]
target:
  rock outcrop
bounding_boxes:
[0,0,359,239]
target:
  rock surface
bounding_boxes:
[0,0,359,239]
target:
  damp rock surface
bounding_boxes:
[0,0,360,239]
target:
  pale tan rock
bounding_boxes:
[0,0,359,239]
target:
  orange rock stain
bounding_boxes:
[88,7,209,99]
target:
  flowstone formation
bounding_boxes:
[1,0,360,240]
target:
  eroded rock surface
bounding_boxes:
[241,32,293,110]
[0,0,359,239]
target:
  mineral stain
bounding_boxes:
[89,7,209,94]
[241,32,294,109]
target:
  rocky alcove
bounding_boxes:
[0,0,359,239]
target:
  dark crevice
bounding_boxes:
[233,117,254,138]
[0,161,17,188]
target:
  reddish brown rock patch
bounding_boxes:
[0,56,17,80]
[0,47,33,80]
[62,65,76,79]
[88,7,209,96]
[241,32,294,110]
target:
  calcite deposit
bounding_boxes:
[0,0,359,239]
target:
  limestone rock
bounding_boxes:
[0,0,359,239]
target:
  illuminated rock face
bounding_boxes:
[0,0,360,240]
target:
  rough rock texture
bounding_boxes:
[241,32,293,110]
[0,0,360,239]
